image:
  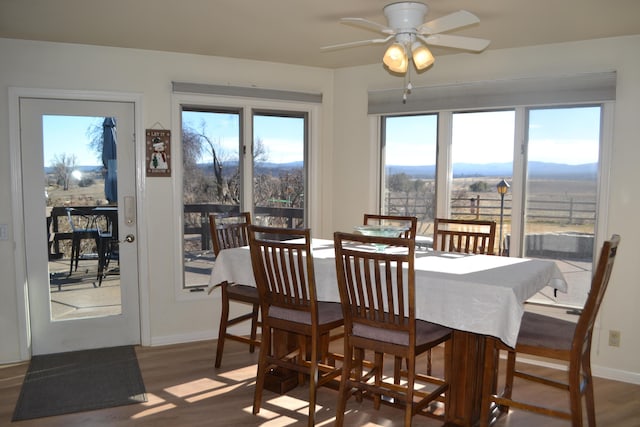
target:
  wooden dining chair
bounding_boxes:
[333,231,451,427]
[480,234,621,427]
[432,218,496,255]
[248,225,343,427]
[363,213,418,239]
[209,212,260,369]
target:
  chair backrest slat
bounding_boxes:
[433,218,496,255]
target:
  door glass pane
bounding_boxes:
[43,115,122,319]
[525,106,600,307]
[252,113,306,228]
[181,109,241,288]
[451,111,515,254]
[382,114,437,242]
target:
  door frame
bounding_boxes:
[9,87,150,360]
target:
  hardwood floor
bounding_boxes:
[1,339,639,426]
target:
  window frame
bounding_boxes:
[171,92,321,299]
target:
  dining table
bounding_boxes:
[209,238,568,427]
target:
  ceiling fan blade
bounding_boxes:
[321,35,394,51]
[418,10,480,35]
[340,17,395,35]
[420,34,490,52]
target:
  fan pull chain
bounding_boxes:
[402,59,413,103]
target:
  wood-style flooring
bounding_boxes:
[1,339,639,426]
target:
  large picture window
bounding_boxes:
[380,104,610,309]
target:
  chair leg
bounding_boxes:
[335,340,353,427]
[253,322,270,415]
[215,283,230,368]
[69,236,80,275]
[583,356,597,427]
[393,356,402,385]
[354,347,364,403]
[568,362,585,427]
[373,352,383,410]
[307,334,318,427]
[97,237,110,287]
[249,303,260,353]
[404,354,416,427]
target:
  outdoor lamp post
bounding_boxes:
[497,179,510,256]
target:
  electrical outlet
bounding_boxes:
[608,330,621,347]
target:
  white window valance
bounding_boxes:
[368,71,616,115]
[172,82,322,104]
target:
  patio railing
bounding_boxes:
[49,204,305,258]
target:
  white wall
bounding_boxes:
[1,35,639,384]
[330,35,640,383]
[0,38,334,362]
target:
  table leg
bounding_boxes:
[444,330,487,427]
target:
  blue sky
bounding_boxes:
[182,111,304,164]
[385,107,600,166]
[43,115,103,167]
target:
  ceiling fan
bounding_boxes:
[322,2,490,74]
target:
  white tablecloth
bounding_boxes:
[209,239,567,347]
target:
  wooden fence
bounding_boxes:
[385,194,596,225]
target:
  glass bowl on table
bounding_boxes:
[353,224,409,252]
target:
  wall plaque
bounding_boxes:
[145,129,171,177]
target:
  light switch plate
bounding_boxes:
[0,224,8,241]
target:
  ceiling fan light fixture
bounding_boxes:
[411,42,434,70]
[383,43,408,73]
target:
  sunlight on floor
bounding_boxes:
[218,366,260,382]
[164,378,226,398]
[132,393,176,419]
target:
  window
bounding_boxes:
[451,110,515,253]
[174,94,315,291]
[181,108,241,289]
[379,104,610,309]
[252,111,307,228]
[381,114,438,237]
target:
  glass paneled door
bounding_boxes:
[524,106,601,307]
[19,97,140,355]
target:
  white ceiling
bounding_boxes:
[1,0,640,69]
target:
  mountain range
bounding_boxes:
[387,161,597,180]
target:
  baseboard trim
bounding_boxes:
[515,355,640,385]
[149,330,217,347]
